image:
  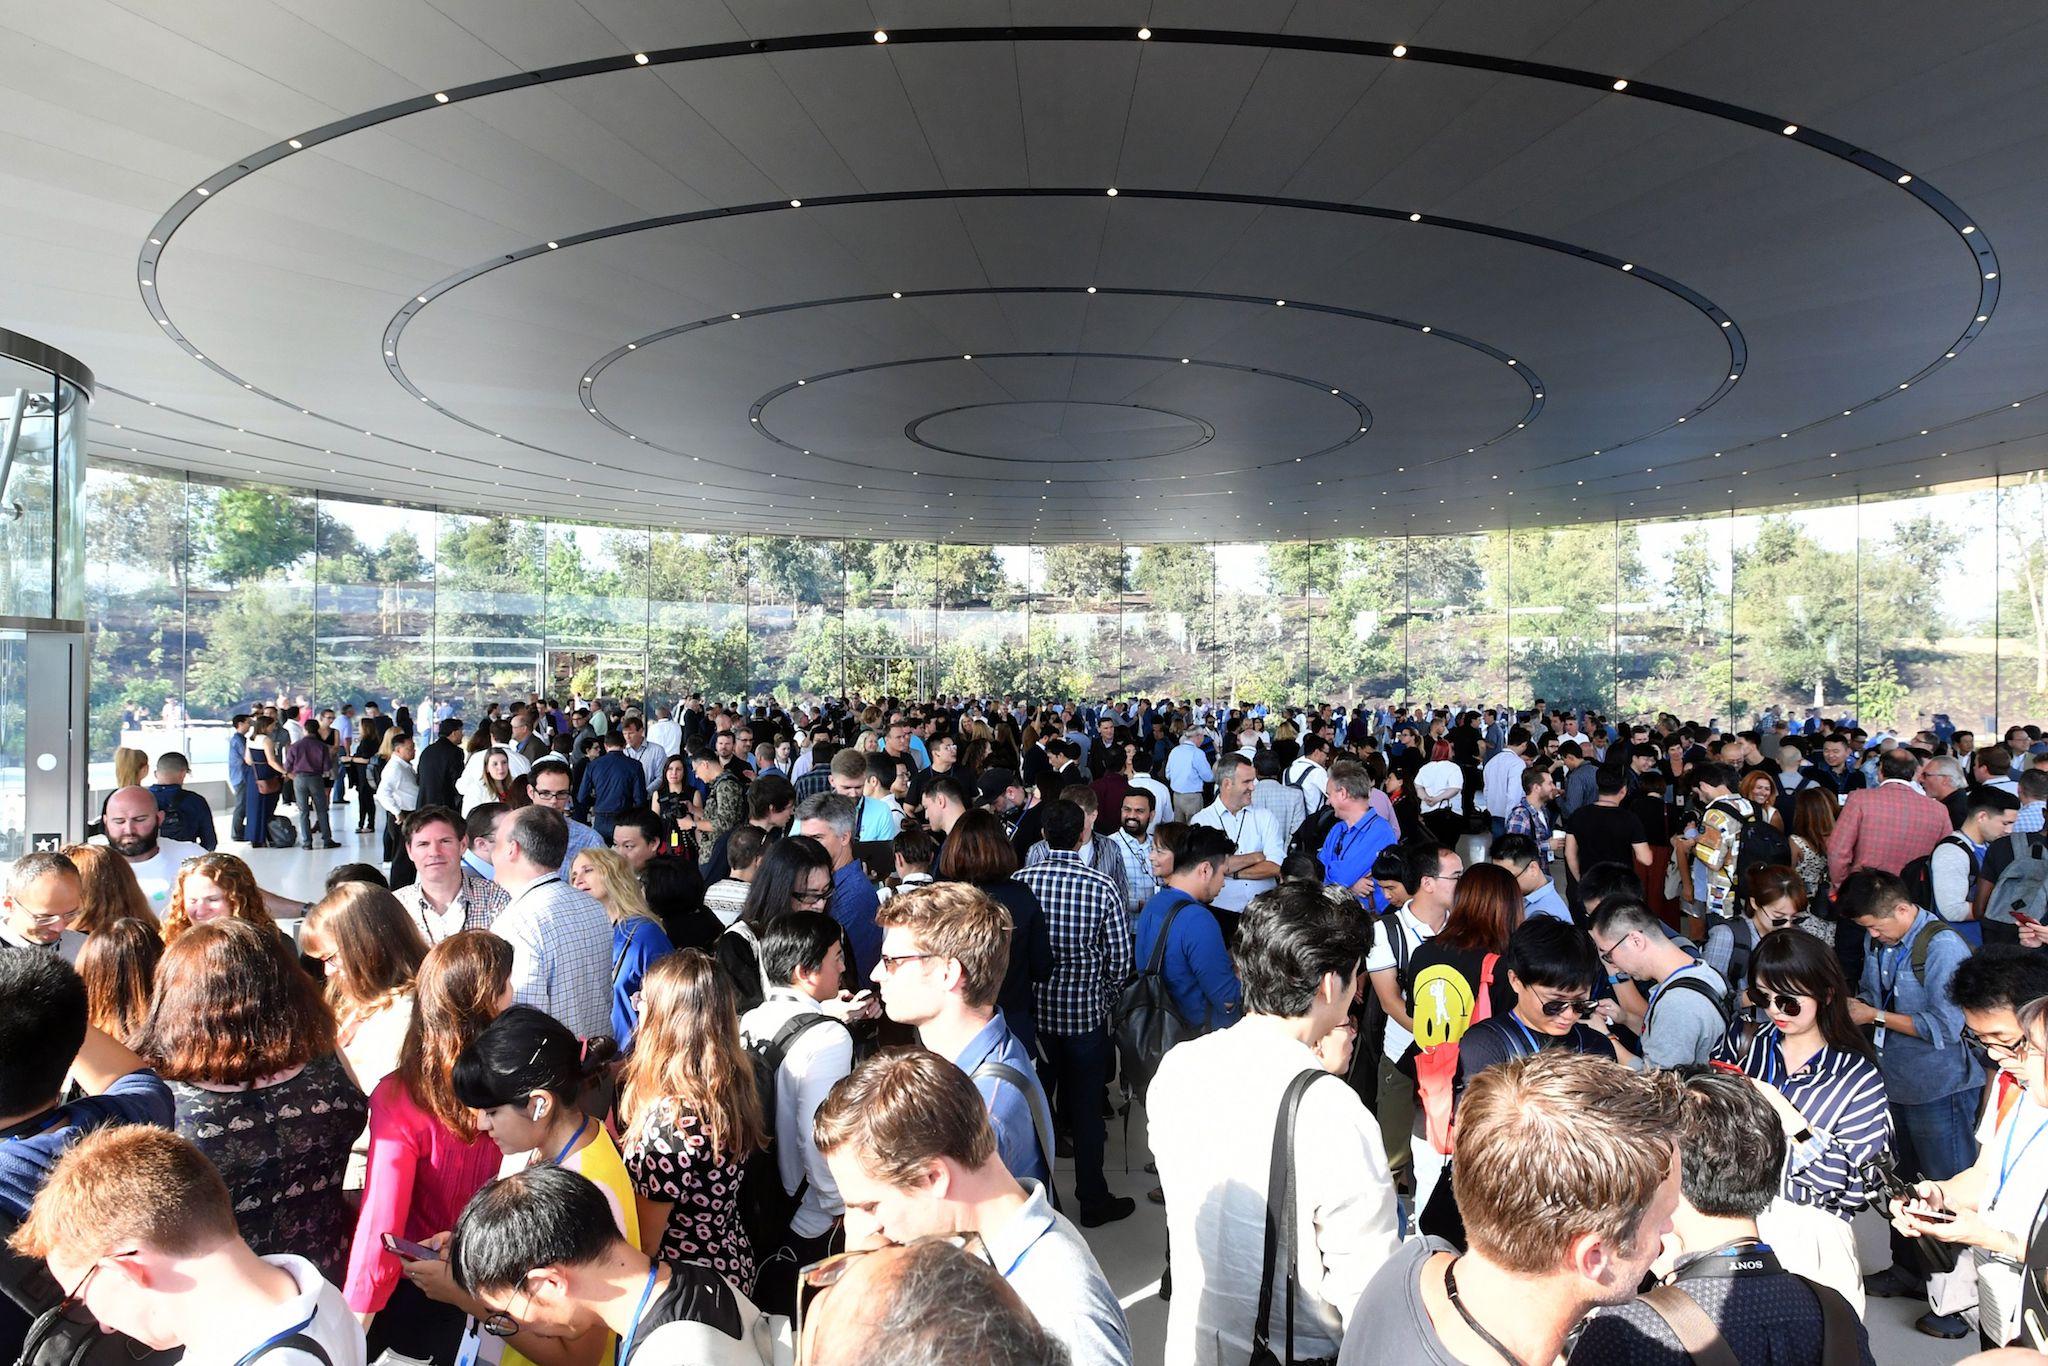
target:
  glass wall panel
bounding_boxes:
[543,521,648,704]
[84,460,188,762]
[835,539,936,699]
[1126,543,1213,702]
[646,531,747,708]
[1408,532,1497,707]
[314,495,434,715]
[434,512,547,715]
[1502,522,1621,714]
[1627,512,1734,723]
[1997,472,2048,730]
[751,536,840,701]
[1216,542,1287,707]
[1302,537,1406,707]
[0,354,57,620]
[1034,545,1124,702]
[1856,484,1997,740]
[1733,501,1859,728]
[935,545,1029,698]
[183,481,314,743]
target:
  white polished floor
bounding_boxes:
[215,799,1971,1365]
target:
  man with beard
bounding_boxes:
[1109,789,1159,911]
[98,787,300,919]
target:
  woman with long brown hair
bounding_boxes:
[619,949,765,1289]
[141,919,366,1280]
[162,851,273,942]
[344,931,512,1358]
[61,841,155,935]
[1789,784,1837,899]
[76,916,161,1046]
[303,883,428,1105]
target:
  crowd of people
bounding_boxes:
[7,690,2048,1365]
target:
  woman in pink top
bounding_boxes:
[346,931,511,1362]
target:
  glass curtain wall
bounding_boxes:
[84,459,2044,770]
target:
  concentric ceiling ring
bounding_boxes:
[131,23,2004,536]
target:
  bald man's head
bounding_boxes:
[102,786,164,858]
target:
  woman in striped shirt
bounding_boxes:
[1716,927,1892,1316]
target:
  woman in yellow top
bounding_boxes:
[415,1005,634,1366]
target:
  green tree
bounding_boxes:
[1407,535,1483,607]
[1734,515,1858,705]
[1663,529,1722,644]
[186,581,314,708]
[1040,545,1127,603]
[87,469,189,589]
[199,487,317,582]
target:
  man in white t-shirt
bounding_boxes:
[1363,840,1461,1200]
[1283,735,1331,815]
[99,785,214,917]
[1414,754,1466,844]
[1189,753,1285,920]
[14,1125,365,1366]
[737,911,858,1313]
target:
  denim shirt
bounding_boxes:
[953,1012,1052,1186]
[1858,909,1983,1105]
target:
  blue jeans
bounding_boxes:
[1041,1025,1112,1207]
[1490,816,1507,839]
[1888,1087,1983,1274]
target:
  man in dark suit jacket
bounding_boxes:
[414,717,467,812]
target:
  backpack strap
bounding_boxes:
[1637,1286,1739,1366]
[1146,896,1194,976]
[245,1335,332,1366]
[974,1061,1059,1197]
[1909,918,1960,980]
[1808,1278,1862,1366]
[1252,1069,1339,1366]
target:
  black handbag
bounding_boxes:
[1248,1069,1341,1366]
[1859,1151,1963,1277]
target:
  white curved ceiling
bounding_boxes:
[4,0,2046,541]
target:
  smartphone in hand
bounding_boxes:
[382,1233,440,1261]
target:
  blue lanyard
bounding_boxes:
[1994,1108,2048,1205]
[546,1116,591,1169]
[614,1262,660,1366]
[1507,1015,1543,1056]
[1874,943,1906,1011]
[231,1310,319,1366]
[1331,814,1376,864]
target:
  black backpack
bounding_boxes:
[1715,797,1790,905]
[1113,895,1199,1104]
[738,1010,845,1256]
[1902,834,1980,922]
[153,791,197,845]
[1290,803,1341,865]
[1703,914,1757,1012]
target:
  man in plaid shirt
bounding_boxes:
[1829,746,1952,885]
[1013,798,1135,1227]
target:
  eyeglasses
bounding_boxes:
[1539,996,1595,1018]
[1962,1026,2033,1061]
[480,1279,533,1338]
[56,1260,106,1326]
[874,952,937,975]
[532,787,571,803]
[1592,930,1636,965]
[795,1233,984,1364]
[792,888,831,907]
[1748,988,1812,1014]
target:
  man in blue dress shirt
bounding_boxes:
[1317,761,1399,911]
[573,731,647,842]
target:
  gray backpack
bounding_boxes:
[1984,832,2048,926]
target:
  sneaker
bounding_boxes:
[1863,1266,1927,1299]
[1078,1196,1136,1228]
[1914,1311,1969,1339]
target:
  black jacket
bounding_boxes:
[415,738,464,812]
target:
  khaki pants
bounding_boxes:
[1172,790,1204,821]
[1376,1052,1417,1195]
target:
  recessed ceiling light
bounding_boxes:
[1086,286,1096,294]
[1612,78,1629,90]
[1420,325,1431,333]
[1620,262,1634,272]
[1962,225,1976,234]
[963,354,973,360]
[1106,187,1118,196]
[1391,43,1409,57]
[433,92,450,103]
[1977,314,1989,322]
[194,186,209,196]
[1782,124,1799,136]
[288,138,303,149]
[626,342,636,349]
[1274,299,1285,306]
[416,294,428,303]
[730,313,741,320]
[1896,173,1913,184]
[149,237,161,245]
[547,241,559,250]
[789,199,802,207]
[1137,27,1151,39]
[1986,271,1998,279]
[873,30,888,42]
[797,379,805,385]
[634,52,650,64]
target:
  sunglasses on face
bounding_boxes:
[1749,988,1812,1014]
[1538,996,1595,1018]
